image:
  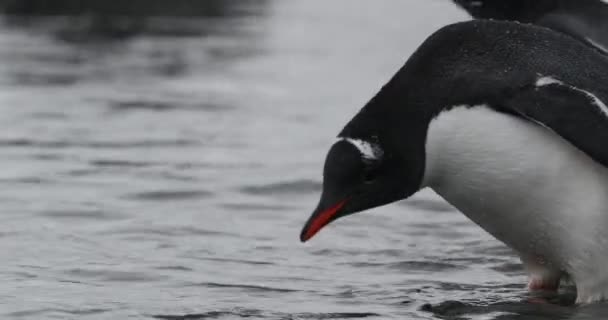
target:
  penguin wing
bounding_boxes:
[500,78,608,168]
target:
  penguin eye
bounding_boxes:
[362,168,377,183]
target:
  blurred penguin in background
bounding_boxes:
[453,0,608,53]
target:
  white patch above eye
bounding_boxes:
[536,76,608,117]
[469,1,483,7]
[535,76,562,87]
[340,138,383,161]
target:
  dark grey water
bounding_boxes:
[2,1,608,319]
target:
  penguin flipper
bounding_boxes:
[499,79,608,168]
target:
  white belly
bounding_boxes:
[422,105,608,286]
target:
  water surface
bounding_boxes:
[1,1,606,319]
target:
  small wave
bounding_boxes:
[0,138,200,149]
[344,260,464,272]
[309,248,367,257]
[239,179,321,196]
[296,312,381,319]
[13,271,37,279]
[196,257,274,266]
[154,265,194,272]
[366,249,405,257]
[436,282,487,292]
[64,168,100,177]
[0,176,53,184]
[387,260,465,272]
[102,226,236,238]
[219,203,294,211]
[194,282,298,293]
[174,161,264,170]
[89,159,158,168]
[0,138,69,148]
[153,309,265,320]
[40,209,126,220]
[109,100,230,113]
[30,152,66,160]
[124,189,213,201]
[10,71,79,86]
[153,311,239,320]
[490,262,525,275]
[7,308,111,318]
[153,309,380,320]
[65,268,167,282]
[29,111,70,120]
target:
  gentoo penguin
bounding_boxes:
[453,0,608,53]
[300,20,608,303]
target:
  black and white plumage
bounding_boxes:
[453,0,608,54]
[300,20,608,303]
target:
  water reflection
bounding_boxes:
[0,0,262,16]
[0,0,269,41]
[0,0,268,90]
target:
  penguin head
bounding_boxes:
[299,136,422,242]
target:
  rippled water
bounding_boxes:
[2,1,608,319]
